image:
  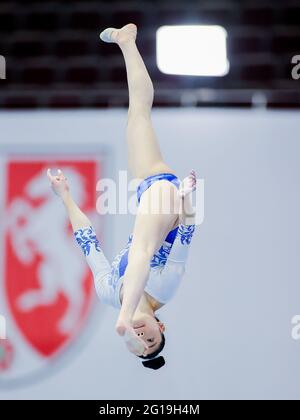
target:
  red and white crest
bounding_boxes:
[0,157,103,384]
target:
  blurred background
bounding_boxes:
[0,0,300,401]
[0,0,300,108]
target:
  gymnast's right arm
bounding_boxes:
[47,168,91,231]
[47,169,113,303]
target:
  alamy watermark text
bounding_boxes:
[291,55,300,80]
[0,314,6,339]
[0,55,6,79]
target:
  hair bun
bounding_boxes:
[142,356,165,370]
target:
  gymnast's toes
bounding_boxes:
[100,23,137,45]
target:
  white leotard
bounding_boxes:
[75,224,195,309]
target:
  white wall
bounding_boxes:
[0,108,300,400]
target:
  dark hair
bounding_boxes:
[138,317,166,370]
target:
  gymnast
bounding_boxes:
[47,24,197,370]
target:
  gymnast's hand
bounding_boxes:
[179,170,197,198]
[178,170,197,225]
[116,320,149,357]
[47,169,70,200]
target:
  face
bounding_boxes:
[133,315,165,357]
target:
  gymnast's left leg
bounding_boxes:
[100,23,175,180]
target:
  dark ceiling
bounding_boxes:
[0,0,300,109]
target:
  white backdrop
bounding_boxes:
[0,108,300,400]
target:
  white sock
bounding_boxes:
[99,28,117,43]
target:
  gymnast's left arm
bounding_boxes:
[165,170,197,265]
[178,169,197,226]
[157,178,197,299]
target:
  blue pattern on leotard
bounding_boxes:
[110,173,183,280]
[136,173,181,204]
[111,227,179,279]
[75,226,101,256]
[150,243,171,268]
[165,227,179,244]
[110,237,132,289]
[178,224,195,245]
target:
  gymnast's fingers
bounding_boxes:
[58,169,68,181]
[47,168,54,182]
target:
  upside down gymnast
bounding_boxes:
[47,24,197,370]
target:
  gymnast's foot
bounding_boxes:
[99,23,137,45]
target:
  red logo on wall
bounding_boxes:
[0,158,103,384]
